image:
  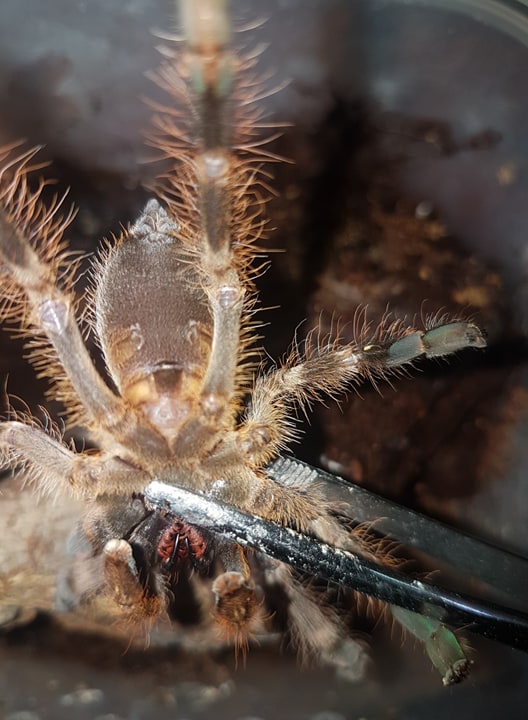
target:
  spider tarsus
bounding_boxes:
[212,570,259,626]
[384,320,486,366]
[103,538,165,621]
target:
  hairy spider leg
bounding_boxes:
[158,0,251,460]
[0,420,150,497]
[237,317,486,466]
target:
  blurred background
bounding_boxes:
[1,1,528,718]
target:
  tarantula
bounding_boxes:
[0,0,486,678]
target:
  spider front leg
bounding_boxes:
[143,0,282,514]
[151,0,268,460]
[100,502,175,623]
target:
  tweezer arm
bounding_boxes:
[269,456,528,609]
[144,477,528,652]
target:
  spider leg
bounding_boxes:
[80,497,169,620]
[264,558,371,682]
[237,317,486,466]
[153,3,268,459]
[162,4,244,459]
[0,420,150,498]
[102,538,166,621]
[211,541,260,652]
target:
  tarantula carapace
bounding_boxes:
[0,0,485,679]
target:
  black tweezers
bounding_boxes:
[144,455,528,652]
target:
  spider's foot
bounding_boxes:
[103,538,163,620]
[212,570,260,652]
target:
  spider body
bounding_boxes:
[0,0,486,681]
[95,200,213,448]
